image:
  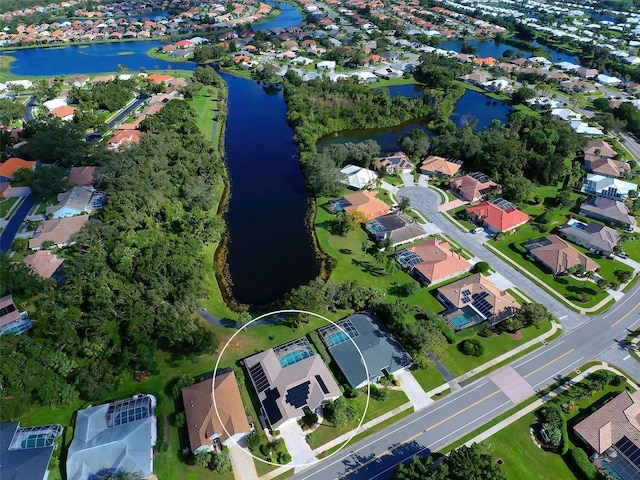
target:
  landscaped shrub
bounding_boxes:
[459,338,484,357]
[370,384,388,401]
[478,322,494,338]
[473,261,491,274]
[277,452,292,464]
[537,405,564,449]
[299,408,318,430]
[344,385,360,398]
[436,318,456,344]
[308,331,331,365]
[571,448,597,480]
[246,431,261,453]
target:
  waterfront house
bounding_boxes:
[558,220,620,257]
[436,273,519,327]
[374,151,415,175]
[466,198,530,233]
[579,196,635,228]
[318,312,412,389]
[328,190,390,220]
[0,294,32,336]
[340,164,378,190]
[419,155,462,177]
[450,172,501,202]
[244,338,340,429]
[523,235,599,275]
[396,238,472,285]
[365,212,427,246]
[181,370,251,454]
[581,174,637,200]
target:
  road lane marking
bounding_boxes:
[514,341,565,368]
[611,302,640,328]
[624,355,631,361]
[523,349,574,379]
[424,390,501,432]
[559,315,567,320]
[533,356,584,389]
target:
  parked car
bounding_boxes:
[472,227,484,234]
[618,252,629,259]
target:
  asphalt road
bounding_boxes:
[289,186,640,480]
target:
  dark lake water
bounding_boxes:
[221,75,319,304]
[317,88,512,153]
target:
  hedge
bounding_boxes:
[570,448,596,480]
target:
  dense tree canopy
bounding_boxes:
[69,78,136,112]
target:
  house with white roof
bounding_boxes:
[317,60,336,70]
[581,174,637,200]
[340,164,378,190]
[551,108,582,122]
[597,74,622,86]
[570,120,603,136]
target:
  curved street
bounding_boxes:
[288,183,640,480]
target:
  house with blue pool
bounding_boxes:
[244,338,341,429]
[318,312,413,389]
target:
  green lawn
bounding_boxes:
[191,86,219,138]
[0,196,19,218]
[484,414,576,480]
[411,366,446,392]
[383,175,404,186]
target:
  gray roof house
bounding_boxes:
[244,338,340,429]
[45,186,96,219]
[66,394,157,480]
[365,212,427,246]
[558,220,621,257]
[318,312,413,389]
[0,422,63,480]
[579,196,635,228]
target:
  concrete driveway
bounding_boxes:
[279,421,318,472]
[228,437,259,480]
[395,370,432,411]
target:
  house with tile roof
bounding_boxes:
[419,155,462,177]
[574,390,640,477]
[108,130,142,150]
[23,250,64,279]
[68,166,97,187]
[581,174,637,200]
[318,312,412,389]
[466,198,530,233]
[396,238,472,285]
[328,190,390,220]
[436,273,519,327]
[181,370,251,455]
[49,105,77,121]
[245,338,340,429]
[0,158,36,181]
[579,196,635,229]
[450,172,501,202]
[0,294,32,336]
[340,164,379,190]
[583,140,629,178]
[365,212,427,246]
[523,235,600,275]
[558,220,621,257]
[0,422,63,480]
[29,214,89,250]
[374,152,415,175]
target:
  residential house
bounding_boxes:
[23,250,64,279]
[244,338,340,429]
[459,72,489,86]
[340,164,379,190]
[181,370,251,455]
[374,151,414,175]
[67,394,157,480]
[379,51,401,62]
[29,214,90,250]
[0,182,11,199]
[328,190,390,220]
[524,235,599,275]
[318,312,413,389]
[436,273,519,327]
[579,196,635,229]
[551,108,582,122]
[420,155,462,177]
[558,220,621,257]
[0,294,32,336]
[597,74,622,86]
[0,158,36,181]
[574,390,640,478]
[581,174,637,200]
[0,422,63,480]
[365,212,427,246]
[108,129,142,149]
[351,71,378,83]
[583,140,629,178]
[316,60,336,70]
[576,66,599,78]
[450,172,501,202]
[49,105,77,121]
[396,238,472,285]
[67,166,97,187]
[46,186,94,218]
[466,198,530,233]
[373,67,403,79]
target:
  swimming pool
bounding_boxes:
[567,219,587,229]
[279,349,311,367]
[451,312,474,328]
[327,331,350,347]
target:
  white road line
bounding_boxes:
[514,341,566,368]
[558,315,567,320]
[533,357,584,389]
[624,355,631,361]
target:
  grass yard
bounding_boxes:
[383,175,404,186]
[440,321,552,377]
[411,366,446,392]
[0,196,19,217]
[484,414,576,480]
[191,86,220,138]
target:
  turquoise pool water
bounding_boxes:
[327,331,349,347]
[451,312,474,328]
[279,349,310,367]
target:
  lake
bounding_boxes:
[317,88,512,153]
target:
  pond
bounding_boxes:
[317,88,513,153]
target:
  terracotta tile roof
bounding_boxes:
[0,158,36,179]
[29,215,89,250]
[147,74,174,84]
[50,105,77,119]
[23,250,64,278]
[588,158,630,178]
[526,235,599,275]
[68,166,97,187]
[437,273,519,320]
[405,238,472,284]
[181,371,251,453]
[584,140,617,159]
[420,155,462,176]
[450,172,501,202]
[466,198,529,232]
[342,190,390,220]
[108,130,141,148]
[574,390,640,454]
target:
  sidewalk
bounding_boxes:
[463,362,640,447]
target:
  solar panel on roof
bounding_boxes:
[615,436,640,471]
[285,381,311,409]
[262,387,283,426]
[472,292,493,317]
[249,363,269,392]
[462,289,471,296]
[315,375,330,394]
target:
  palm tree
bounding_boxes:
[583,270,595,288]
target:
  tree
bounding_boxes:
[0,97,24,122]
[473,262,490,274]
[398,196,411,212]
[194,450,210,468]
[615,269,633,284]
[27,165,67,201]
[210,451,232,474]
[447,444,506,480]
[398,128,431,158]
[304,154,344,196]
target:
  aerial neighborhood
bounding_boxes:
[2,0,640,479]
